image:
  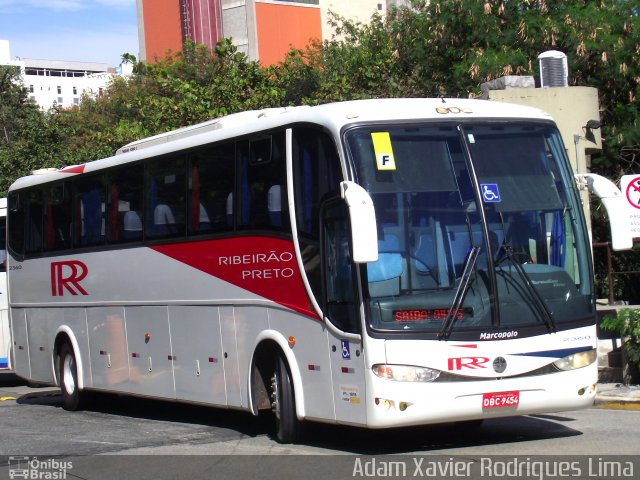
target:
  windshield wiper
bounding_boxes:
[439,245,480,340]
[497,246,557,333]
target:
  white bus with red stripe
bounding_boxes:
[8,99,601,443]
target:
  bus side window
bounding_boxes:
[237,132,289,231]
[8,193,25,256]
[188,143,235,235]
[145,155,186,239]
[292,127,343,321]
[109,165,143,243]
[25,189,44,254]
[43,184,72,251]
[75,176,107,247]
[322,200,360,334]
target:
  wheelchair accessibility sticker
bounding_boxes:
[341,339,351,360]
[481,184,501,203]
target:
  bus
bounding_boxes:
[7,99,605,443]
[0,198,8,370]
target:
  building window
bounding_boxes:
[74,98,79,105]
[73,86,77,95]
[29,85,34,93]
[57,97,63,104]
[57,86,61,94]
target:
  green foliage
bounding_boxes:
[122,39,281,132]
[0,66,69,193]
[601,308,640,365]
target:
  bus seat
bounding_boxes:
[414,233,434,274]
[152,204,176,236]
[123,210,142,240]
[198,203,212,231]
[367,234,402,297]
[226,193,233,226]
[268,185,282,227]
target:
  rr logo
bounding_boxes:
[51,261,89,296]
[447,356,489,370]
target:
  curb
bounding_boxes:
[594,395,640,410]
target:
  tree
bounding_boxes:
[0,65,38,144]
[0,65,71,193]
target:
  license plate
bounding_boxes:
[482,391,520,409]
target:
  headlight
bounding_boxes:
[372,364,440,382]
[553,349,597,371]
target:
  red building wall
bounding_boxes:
[255,2,322,66]
[140,0,183,61]
[139,0,322,66]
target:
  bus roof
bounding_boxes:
[9,98,553,192]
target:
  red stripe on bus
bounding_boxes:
[151,237,319,319]
[59,164,86,174]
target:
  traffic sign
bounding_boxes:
[620,175,640,238]
[624,175,640,209]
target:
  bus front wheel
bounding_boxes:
[58,343,85,411]
[270,354,300,443]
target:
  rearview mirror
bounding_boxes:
[340,181,378,263]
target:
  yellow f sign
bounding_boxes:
[372,132,396,171]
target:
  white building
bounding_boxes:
[0,39,116,110]
[319,0,416,41]
[319,0,386,40]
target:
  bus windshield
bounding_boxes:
[346,122,593,336]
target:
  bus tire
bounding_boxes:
[270,354,300,443]
[58,343,84,411]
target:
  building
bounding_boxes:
[137,0,387,65]
[0,40,116,110]
[319,1,386,41]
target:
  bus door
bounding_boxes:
[322,200,367,425]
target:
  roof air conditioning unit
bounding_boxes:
[538,50,568,88]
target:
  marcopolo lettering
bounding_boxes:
[479,330,519,340]
[51,260,89,296]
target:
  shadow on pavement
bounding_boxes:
[14,387,584,454]
[0,372,27,387]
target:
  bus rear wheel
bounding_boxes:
[270,354,300,443]
[58,343,85,411]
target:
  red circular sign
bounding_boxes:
[625,176,640,210]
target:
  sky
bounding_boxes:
[0,0,139,67]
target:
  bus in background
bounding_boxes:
[6,99,629,443]
[0,198,9,370]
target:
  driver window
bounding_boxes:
[322,200,360,334]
